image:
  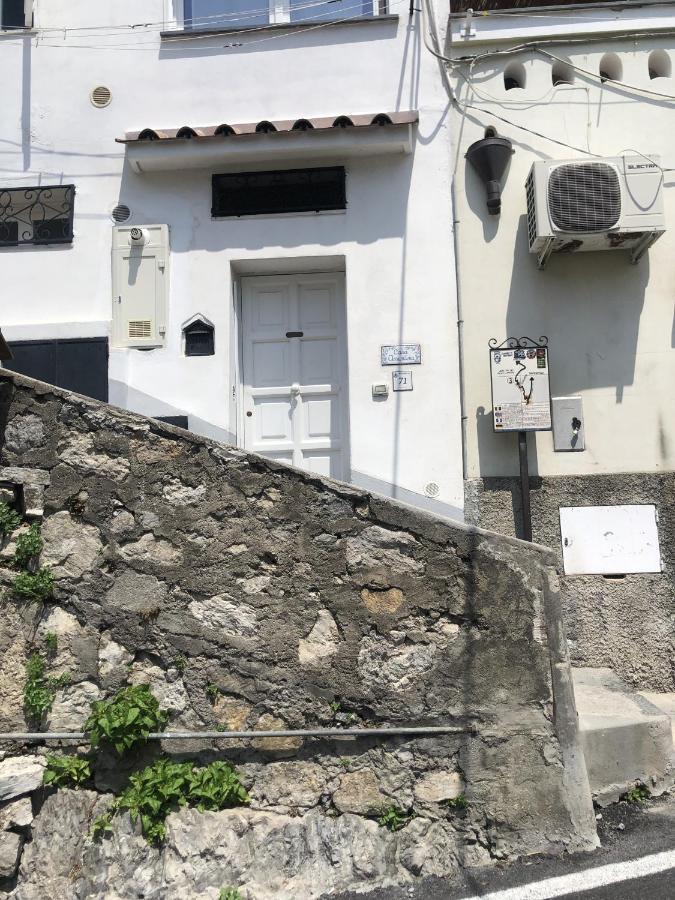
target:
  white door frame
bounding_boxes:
[232,269,351,480]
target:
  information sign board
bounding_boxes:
[490,345,552,432]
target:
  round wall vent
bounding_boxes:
[90,86,112,108]
[424,482,440,498]
[111,204,131,224]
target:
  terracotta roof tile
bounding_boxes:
[118,111,417,143]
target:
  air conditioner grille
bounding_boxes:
[548,162,621,232]
[526,169,537,248]
[128,320,152,339]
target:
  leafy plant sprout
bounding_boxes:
[377,805,413,832]
[0,502,21,538]
[85,684,168,755]
[13,522,44,569]
[43,755,91,789]
[44,631,58,652]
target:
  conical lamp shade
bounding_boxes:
[465,132,514,215]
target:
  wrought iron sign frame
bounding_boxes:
[487,336,550,544]
[0,185,76,247]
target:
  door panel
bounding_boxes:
[300,339,336,385]
[241,273,348,479]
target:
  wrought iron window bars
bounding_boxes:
[0,185,75,247]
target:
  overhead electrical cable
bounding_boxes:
[34,1,405,51]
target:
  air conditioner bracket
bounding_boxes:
[630,231,658,265]
[537,237,555,270]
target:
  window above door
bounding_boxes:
[182,0,384,30]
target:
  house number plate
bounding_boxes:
[380,344,422,365]
[392,370,413,391]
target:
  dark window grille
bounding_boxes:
[184,319,215,356]
[212,167,346,218]
[2,0,28,29]
[0,185,75,247]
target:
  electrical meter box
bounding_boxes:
[552,396,584,451]
[112,225,169,349]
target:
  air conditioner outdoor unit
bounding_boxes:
[526,156,665,269]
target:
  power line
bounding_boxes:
[34,1,403,52]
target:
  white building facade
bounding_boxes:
[448,0,675,692]
[0,0,465,518]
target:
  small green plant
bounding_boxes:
[85,684,169,755]
[111,757,249,844]
[92,812,114,841]
[13,522,44,569]
[339,757,350,768]
[377,805,413,832]
[23,654,54,722]
[206,682,220,703]
[0,502,21,537]
[44,754,91,788]
[43,631,58,652]
[624,784,650,804]
[23,653,71,723]
[329,701,341,714]
[13,568,54,600]
[219,889,242,900]
[443,794,468,810]
[173,653,187,675]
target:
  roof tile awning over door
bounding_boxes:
[117,111,418,173]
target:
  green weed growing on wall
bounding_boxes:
[13,522,44,568]
[43,754,92,789]
[13,568,54,600]
[377,805,414,832]
[23,653,70,723]
[0,502,21,537]
[84,684,169,755]
[107,757,249,844]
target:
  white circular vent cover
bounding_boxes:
[111,204,131,224]
[90,86,112,108]
[424,482,440,498]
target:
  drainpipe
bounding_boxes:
[451,182,468,484]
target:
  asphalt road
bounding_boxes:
[330,792,675,900]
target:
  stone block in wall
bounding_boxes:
[0,830,24,880]
[0,758,45,803]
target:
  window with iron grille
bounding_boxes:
[212,167,346,217]
[183,1,383,30]
[1,0,29,30]
[0,185,75,247]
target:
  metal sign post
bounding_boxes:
[489,336,551,542]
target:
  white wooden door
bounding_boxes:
[241,273,349,480]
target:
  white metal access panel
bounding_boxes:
[559,505,662,575]
[241,273,349,480]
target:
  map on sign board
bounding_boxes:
[490,346,552,432]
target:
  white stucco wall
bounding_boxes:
[0,1,464,514]
[449,7,675,480]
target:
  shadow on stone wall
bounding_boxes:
[0,373,596,898]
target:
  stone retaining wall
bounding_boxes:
[465,475,675,693]
[0,373,596,899]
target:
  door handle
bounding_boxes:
[286,331,304,338]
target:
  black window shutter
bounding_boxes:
[2,0,27,29]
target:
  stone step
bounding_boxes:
[638,692,675,745]
[572,667,674,806]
